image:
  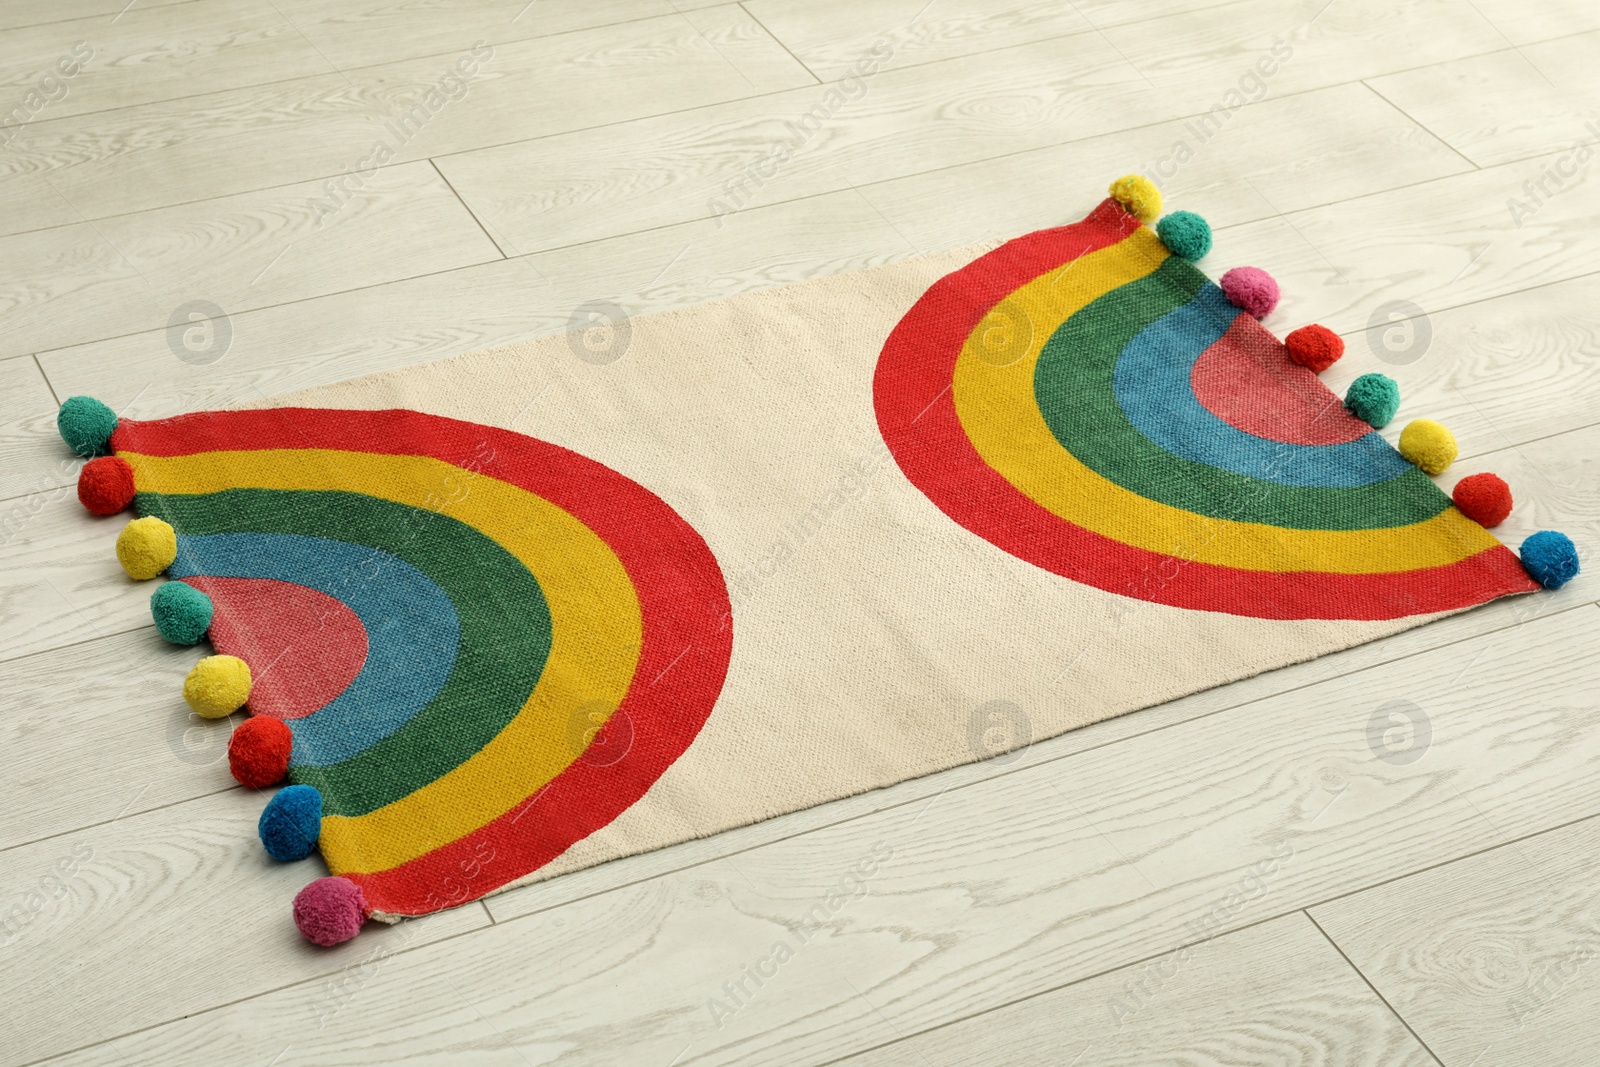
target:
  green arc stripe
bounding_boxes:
[1033,256,1448,530]
[141,489,553,817]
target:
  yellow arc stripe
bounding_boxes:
[952,228,1498,573]
[124,448,642,874]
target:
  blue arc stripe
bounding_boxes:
[170,532,460,766]
[1111,284,1411,488]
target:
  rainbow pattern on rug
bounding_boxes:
[56,175,1578,945]
[62,406,732,940]
[874,188,1550,619]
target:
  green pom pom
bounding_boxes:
[57,396,118,457]
[1345,373,1400,428]
[150,581,214,645]
[1155,211,1212,261]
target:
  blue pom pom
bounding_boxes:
[1345,373,1401,428]
[1520,531,1580,590]
[57,396,119,457]
[150,582,214,645]
[1155,211,1212,261]
[259,785,322,862]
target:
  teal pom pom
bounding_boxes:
[259,785,322,862]
[1155,211,1212,261]
[150,582,214,645]
[1520,531,1580,590]
[1345,373,1401,428]
[57,396,118,457]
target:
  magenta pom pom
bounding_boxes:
[293,876,367,946]
[1220,266,1280,319]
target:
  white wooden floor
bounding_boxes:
[2,1,1598,1064]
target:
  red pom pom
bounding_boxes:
[1453,472,1513,527]
[228,716,293,788]
[77,455,136,515]
[1285,324,1344,373]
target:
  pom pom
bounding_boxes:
[259,784,323,861]
[1345,373,1401,428]
[183,654,252,719]
[1285,324,1344,373]
[1520,531,1580,590]
[57,396,118,457]
[1155,211,1212,261]
[115,516,177,580]
[229,716,293,789]
[293,876,367,946]
[77,456,136,515]
[1220,267,1279,319]
[1398,418,1458,475]
[150,581,213,645]
[1108,174,1162,223]
[1452,472,1513,527]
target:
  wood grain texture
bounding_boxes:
[0,629,220,850]
[831,913,1436,1066]
[0,0,328,121]
[1,158,501,361]
[0,6,814,235]
[741,0,1093,80]
[1186,160,1600,339]
[274,0,734,72]
[0,356,73,504]
[31,608,1600,1067]
[0,0,197,33]
[1317,273,1600,465]
[436,73,1470,256]
[1312,815,1600,1066]
[1367,32,1600,167]
[0,788,490,1067]
[1102,0,1510,98]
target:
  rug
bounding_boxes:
[57,177,1577,945]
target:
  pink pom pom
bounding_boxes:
[293,876,367,946]
[1220,266,1280,319]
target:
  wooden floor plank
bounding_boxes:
[29,606,1599,1066]
[0,158,501,361]
[1183,160,1600,339]
[1103,0,1509,98]
[274,0,733,73]
[0,787,491,1067]
[0,356,72,504]
[0,0,329,121]
[0,7,814,235]
[1311,813,1600,1066]
[1367,32,1600,167]
[740,0,1093,80]
[436,76,1470,257]
[0,0,199,33]
[831,913,1436,1066]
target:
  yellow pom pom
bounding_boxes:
[183,654,252,719]
[1398,418,1458,475]
[1109,174,1162,223]
[115,516,177,580]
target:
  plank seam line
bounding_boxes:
[1360,79,1483,171]
[735,2,824,84]
[1303,910,1448,1066]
